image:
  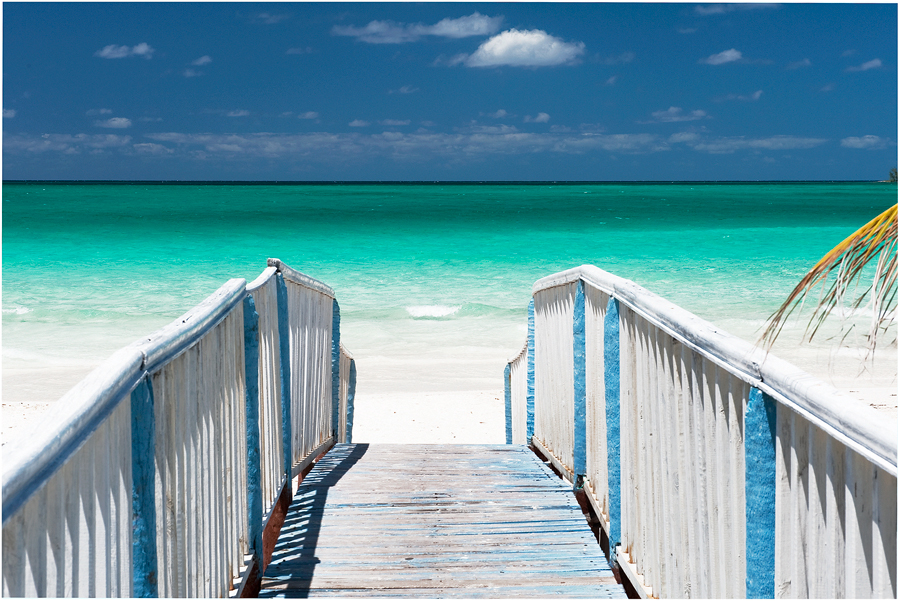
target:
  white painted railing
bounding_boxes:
[505,341,529,445]
[506,265,897,599]
[2,260,356,597]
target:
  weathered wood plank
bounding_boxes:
[260,444,625,598]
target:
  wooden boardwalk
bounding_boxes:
[258,444,625,598]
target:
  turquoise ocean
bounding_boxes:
[3,182,897,407]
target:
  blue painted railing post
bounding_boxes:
[276,273,293,476]
[243,295,263,561]
[331,299,341,440]
[346,359,356,443]
[526,298,535,443]
[573,281,587,487]
[131,375,158,598]
[604,297,621,551]
[504,364,512,444]
[745,387,777,598]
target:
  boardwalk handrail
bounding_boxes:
[2,260,356,597]
[506,264,897,599]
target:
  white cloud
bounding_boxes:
[718,90,763,102]
[3,109,16,118]
[256,13,290,25]
[133,142,174,155]
[669,132,700,143]
[649,107,708,122]
[349,120,370,127]
[299,112,319,120]
[192,55,212,66]
[380,119,411,126]
[524,112,550,123]
[487,109,508,118]
[605,75,618,86]
[846,58,882,72]
[464,29,585,67]
[183,69,202,78]
[227,110,250,117]
[701,48,742,65]
[4,133,132,153]
[689,135,828,154]
[94,117,132,128]
[95,43,155,59]
[86,108,113,116]
[428,13,504,38]
[786,58,811,70]
[600,51,635,65]
[333,13,501,44]
[695,4,778,16]
[389,85,419,95]
[841,135,887,149]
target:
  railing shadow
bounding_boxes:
[259,443,369,598]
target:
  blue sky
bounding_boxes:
[3,2,897,181]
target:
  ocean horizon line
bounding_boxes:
[2,179,888,186]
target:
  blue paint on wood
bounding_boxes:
[526,298,535,442]
[331,299,341,439]
[243,294,264,560]
[604,296,621,549]
[745,387,777,598]
[276,273,293,476]
[130,375,158,598]
[504,364,512,445]
[346,359,356,444]
[573,281,587,483]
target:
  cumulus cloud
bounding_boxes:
[389,85,419,94]
[95,43,155,59]
[701,48,742,65]
[94,117,132,128]
[486,109,508,118]
[846,58,882,72]
[648,107,708,123]
[464,29,585,67]
[349,120,370,127]
[841,135,887,149]
[380,119,411,126]
[183,69,201,78]
[133,142,174,155]
[227,110,250,117]
[333,12,502,44]
[786,58,811,70]
[4,133,133,153]
[86,108,113,116]
[600,51,635,65]
[256,13,290,24]
[299,111,319,120]
[605,75,618,86]
[3,109,16,118]
[687,135,828,154]
[695,4,778,15]
[717,90,763,102]
[524,112,550,123]
[192,55,212,66]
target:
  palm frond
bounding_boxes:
[761,204,898,354]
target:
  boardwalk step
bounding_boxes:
[259,443,625,598]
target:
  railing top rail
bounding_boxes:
[339,342,354,361]
[268,258,335,299]
[508,340,528,365]
[2,347,144,521]
[532,264,897,474]
[132,278,247,374]
[247,266,278,292]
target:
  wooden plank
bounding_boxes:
[260,444,625,598]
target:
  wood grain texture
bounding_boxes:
[259,444,625,598]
